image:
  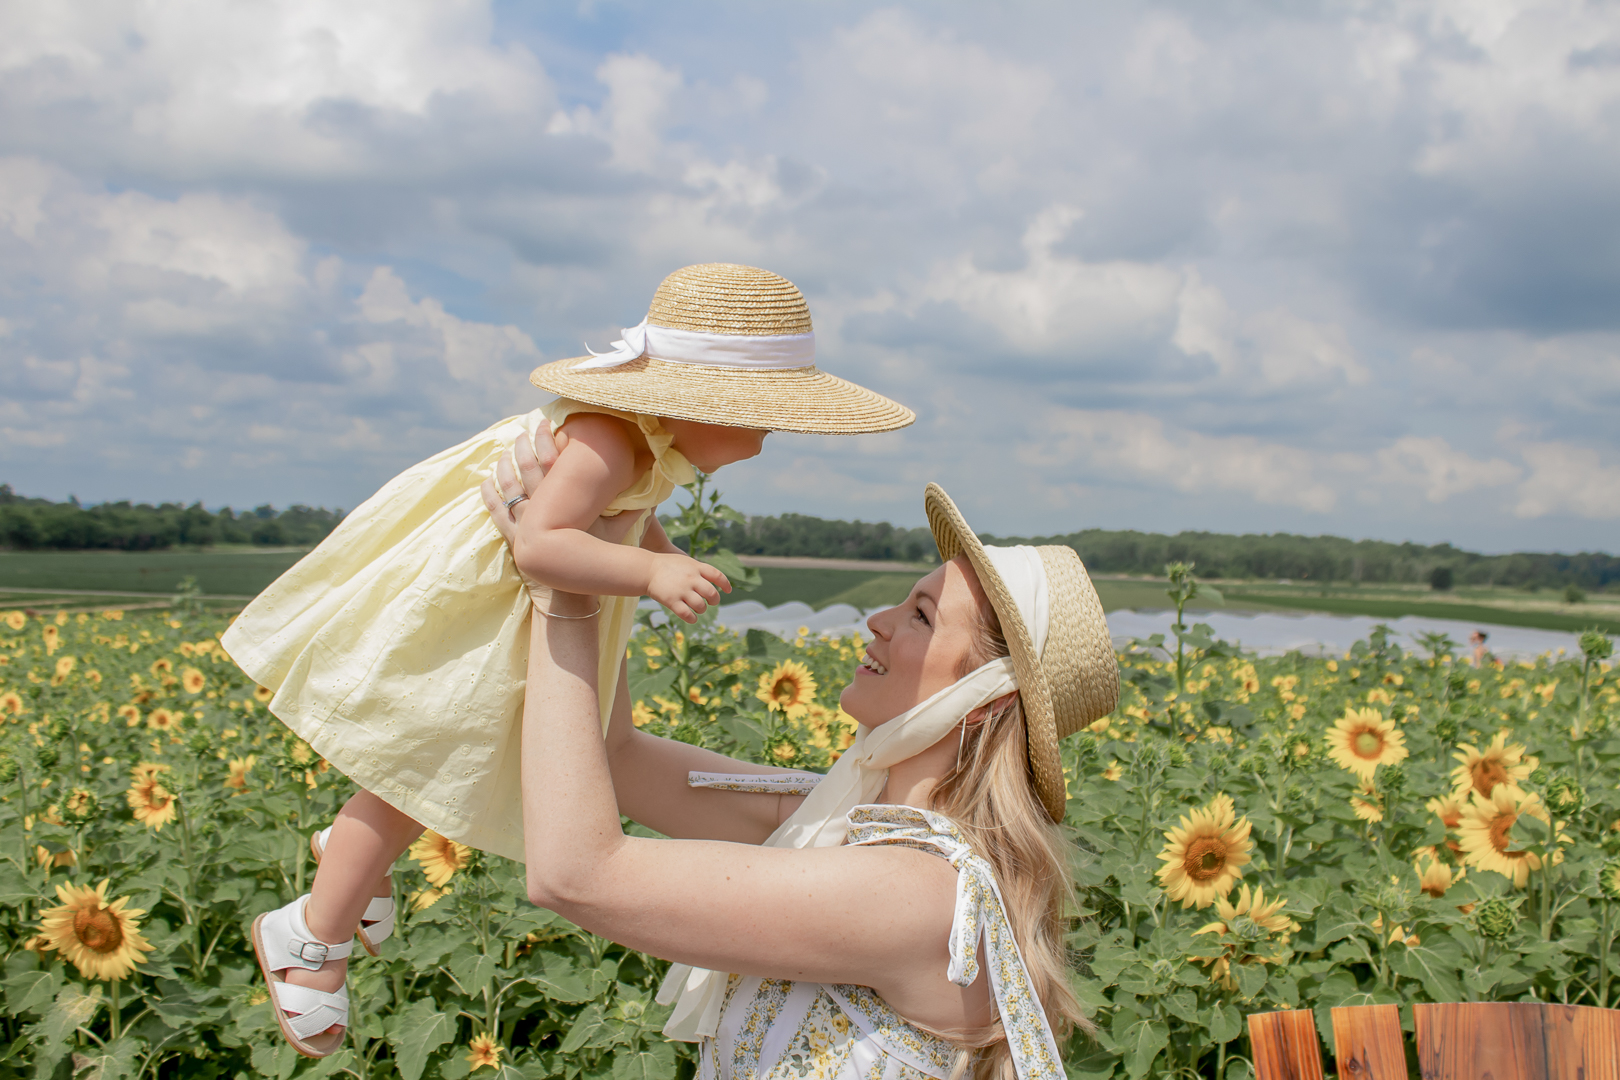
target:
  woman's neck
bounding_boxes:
[878,726,962,809]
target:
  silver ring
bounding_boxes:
[504,493,529,510]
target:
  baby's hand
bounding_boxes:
[648,554,731,624]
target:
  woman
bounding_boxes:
[483,434,1119,1080]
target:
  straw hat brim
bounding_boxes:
[924,483,1067,821]
[530,355,915,435]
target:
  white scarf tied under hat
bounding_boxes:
[656,544,1052,1041]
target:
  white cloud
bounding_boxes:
[357,266,540,385]
[1513,441,1620,519]
[1374,436,1521,502]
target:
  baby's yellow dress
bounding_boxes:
[220,399,694,861]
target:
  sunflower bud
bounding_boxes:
[0,755,18,783]
[35,743,59,770]
[1545,774,1585,816]
[1581,630,1614,664]
[187,732,212,755]
[1598,858,1620,901]
[1446,669,1470,698]
[44,717,68,741]
[1432,715,1459,744]
[1474,897,1518,941]
[63,787,98,822]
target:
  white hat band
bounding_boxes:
[571,317,816,372]
[981,544,1051,657]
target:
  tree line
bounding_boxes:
[3,485,1614,592]
[717,512,1618,592]
[0,485,342,551]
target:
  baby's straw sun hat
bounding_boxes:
[924,483,1120,821]
[529,263,914,434]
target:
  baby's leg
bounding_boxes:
[284,790,423,1035]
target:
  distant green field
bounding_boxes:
[0,549,306,597]
[1220,589,1620,635]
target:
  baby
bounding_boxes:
[223,263,913,1058]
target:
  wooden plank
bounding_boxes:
[1331,1004,1407,1080]
[1540,1005,1619,1080]
[1415,1002,1548,1080]
[1248,1009,1325,1080]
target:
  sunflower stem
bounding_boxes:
[1600,902,1611,1009]
[108,978,121,1041]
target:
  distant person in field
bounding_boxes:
[488,461,1116,1080]
[224,264,914,1058]
[1470,630,1492,666]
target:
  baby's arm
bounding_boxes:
[638,515,684,556]
[509,414,730,622]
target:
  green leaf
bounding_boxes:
[1120,1018,1168,1080]
[2,964,63,1018]
[302,1050,360,1079]
[34,985,102,1047]
[70,1040,140,1080]
[1233,960,1269,1001]
[447,942,500,995]
[1205,1001,1242,1043]
[559,1003,607,1055]
[611,1041,675,1080]
[385,997,457,1080]
[531,951,594,1003]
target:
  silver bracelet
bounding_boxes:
[541,605,600,620]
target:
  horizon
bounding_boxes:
[3,480,1614,561]
[2,3,1618,553]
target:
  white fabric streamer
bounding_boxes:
[571,317,816,372]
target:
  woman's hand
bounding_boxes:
[480,421,644,607]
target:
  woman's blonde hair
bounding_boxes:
[927,574,1090,1080]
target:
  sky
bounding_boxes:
[1,1,1618,554]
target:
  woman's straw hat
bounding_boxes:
[530,263,914,434]
[924,483,1119,821]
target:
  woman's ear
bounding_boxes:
[964,691,1018,726]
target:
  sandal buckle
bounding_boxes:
[291,939,330,963]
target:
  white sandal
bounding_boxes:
[250,894,352,1058]
[310,826,397,956]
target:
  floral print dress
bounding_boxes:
[687,796,1067,1080]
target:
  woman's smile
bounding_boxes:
[857,650,889,676]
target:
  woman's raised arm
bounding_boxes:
[513,582,974,1030]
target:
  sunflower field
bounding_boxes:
[0,593,1617,1080]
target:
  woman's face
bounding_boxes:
[840,555,988,727]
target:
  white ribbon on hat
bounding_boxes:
[571,317,816,372]
[656,544,1053,1042]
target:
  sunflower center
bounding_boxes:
[1353,732,1382,757]
[772,679,799,703]
[1473,759,1509,796]
[1488,812,1527,859]
[1184,837,1228,881]
[73,907,124,954]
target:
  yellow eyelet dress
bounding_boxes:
[220,399,693,861]
[687,796,1068,1080]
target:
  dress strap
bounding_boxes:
[686,771,824,796]
[845,805,1067,1080]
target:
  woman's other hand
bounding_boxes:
[480,422,645,590]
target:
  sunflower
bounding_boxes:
[36,844,77,869]
[1457,785,1566,888]
[149,658,172,675]
[466,1034,503,1072]
[1414,849,1459,898]
[223,756,255,791]
[63,788,98,821]
[409,886,452,911]
[126,777,178,831]
[254,685,273,703]
[4,610,24,630]
[1101,761,1123,781]
[756,661,817,719]
[131,762,170,784]
[410,831,471,887]
[1191,884,1298,990]
[43,625,59,655]
[1427,792,1466,853]
[180,667,204,694]
[0,691,24,716]
[1324,708,1407,782]
[118,705,140,726]
[36,880,154,981]
[1155,793,1254,908]
[52,656,76,685]
[1350,782,1384,823]
[1451,732,1537,799]
[147,708,178,732]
